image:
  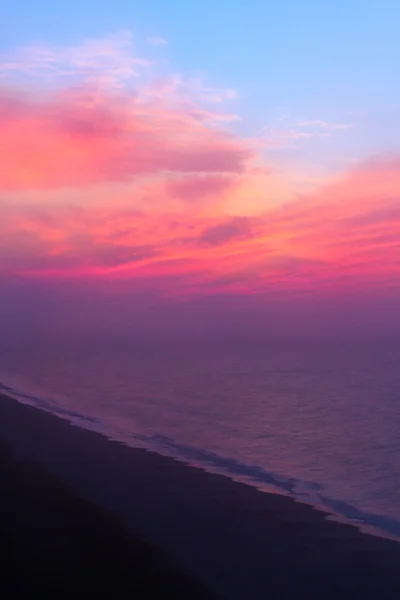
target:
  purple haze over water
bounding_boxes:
[1,338,400,539]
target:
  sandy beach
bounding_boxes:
[0,437,216,599]
[1,392,400,599]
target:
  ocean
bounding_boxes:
[1,337,400,540]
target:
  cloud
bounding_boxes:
[166,174,236,201]
[0,85,251,191]
[259,118,355,149]
[0,31,149,88]
[0,35,399,314]
[2,156,399,292]
[297,119,355,131]
[199,217,252,246]
[260,127,313,149]
[138,74,240,116]
[259,158,400,283]
[147,37,168,46]
[1,33,239,110]
[184,78,239,104]
[0,34,249,192]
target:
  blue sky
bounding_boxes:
[2,0,400,173]
[3,1,399,110]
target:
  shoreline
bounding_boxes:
[2,392,400,598]
[4,383,400,544]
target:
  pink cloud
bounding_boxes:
[166,174,236,201]
[0,34,399,316]
[1,156,399,296]
[198,217,252,247]
[0,85,251,191]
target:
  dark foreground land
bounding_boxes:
[1,392,400,599]
[0,438,215,599]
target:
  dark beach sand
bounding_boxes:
[0,438,215,599]
[1,393,400,599]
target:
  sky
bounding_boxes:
[1,0,400,338]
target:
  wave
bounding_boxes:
[1,375,400,542]
[0,379,97,424]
